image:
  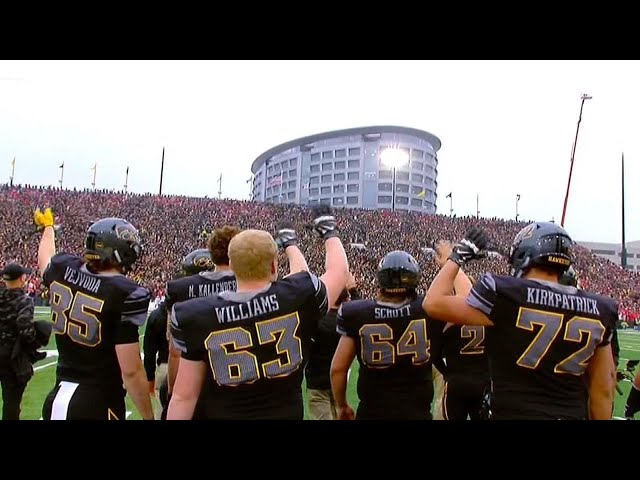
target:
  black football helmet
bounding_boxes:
[182,248,213,276]
[83,218,143,272]
[559,266,578,287]
[377,250,420,292]
[509,222,573,278]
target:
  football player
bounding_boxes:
[429,240,489,420]
[143,300,169,420]
[424,223,617,420]
[165,226,241,418]
[305,272,360,420]
[331,250,436,420]
[167,206,348,420]
[36,209,154,420]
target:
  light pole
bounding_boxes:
[381,147,409,212]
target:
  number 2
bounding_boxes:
[205,312,303,386]
[460,325,485,355]
[49,281,104,347]
[515,307,606,375]
[359,319,430,368]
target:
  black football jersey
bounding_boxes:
[431,321,490,384]
[171,271,327,420]
[165,270,237,311]
[43,253,150,387]
[468,273,619,419]
[336,296,434,418]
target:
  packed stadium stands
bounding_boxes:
[1,184,638,325]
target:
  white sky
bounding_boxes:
[0,60,638,244]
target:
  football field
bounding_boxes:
[5,307,640,420]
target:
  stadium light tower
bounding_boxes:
[381,147,409,212]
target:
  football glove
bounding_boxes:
[308,205,339,240]
[34,207,55,229]
[275,222,298,250]
[449,227,489,267]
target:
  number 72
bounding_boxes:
[515,307,606,375]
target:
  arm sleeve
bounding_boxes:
[116,286,151,345]
[308,272,329,317]
[16,295,37,346]
[466,273,498,319]
[170,303,205,362]
[42,253,73,287]
[336,304,357,338]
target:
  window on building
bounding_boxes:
[396,196,409,205]
[309,187,319,196]
[378,183,392,191]
[348,159,360,169]
[334,173,345,182]
[412,173,423,183]
[288,180,296,189]
[347,196,359,205]
[333,197,344,206]
[334,184,344,193]
[310,164,320,173]
[311,153,320,161]
[348,147,360,156]
[322,151,333,159]
[411,198,423,207]
[379,169,392,179]
[378,195,392,204]
[322,162,332,171]
[411,149,424,159]
[396,183,409,193]
[348,171,359,180]
[335,149,346,158]
[347,184,359,192]
[321,186,331,194]
[397,171,409,181]
[310,176,319,184]
[321,174,332,183]
[335,160,346,169]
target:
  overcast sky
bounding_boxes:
[0,60,638,244]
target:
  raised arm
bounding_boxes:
[275,222,309,276]
[309,206,349,309]
[424,229,493,327]
[35,208,56,277]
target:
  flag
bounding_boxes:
[91,163,96,171]
[446,192,452,199]
[59,162,64,169]
[126,166,129,175]
[417,189,426,198]
[11,157,15,168]
[517,194,521,201]
[268,175,283,187]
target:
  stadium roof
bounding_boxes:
[251,125,442,174]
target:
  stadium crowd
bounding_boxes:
[1,184,639,324]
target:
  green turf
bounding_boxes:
[4,308,639,420]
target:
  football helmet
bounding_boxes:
[509,222,573,278]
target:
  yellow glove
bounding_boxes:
[34,208,55,229]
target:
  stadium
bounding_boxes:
[1,183,638,420]
[250,126,441,213]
